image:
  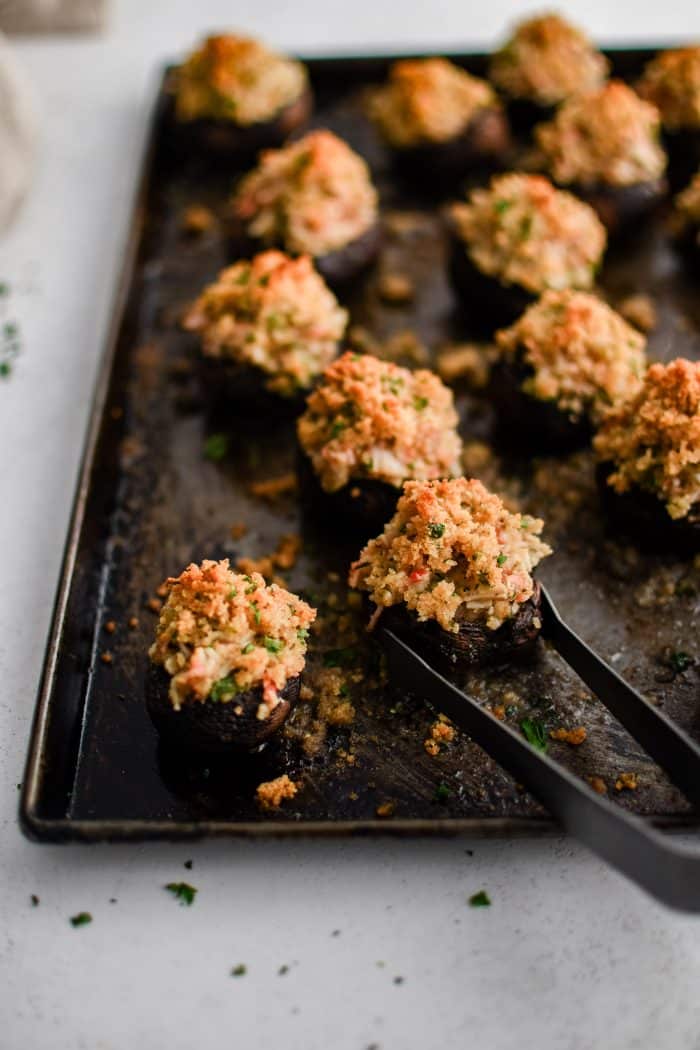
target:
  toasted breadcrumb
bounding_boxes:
[230,522,248,540]
[256,774,298,810]
[175,34,307,125]
[128,617,140,629]
[617,294,657,334]
[535,81,666,187]
[490,704,506,721]
[437,343,493,388]
[376,801,396,818]
[424,716,456,754]
[100,652,113,665]
[450,174,606,296]
[248,473,297,500]
[615,772,639,792]
[550,726,587,745]
[490,13,608,106]
[104,620,116,634]
[350,477,551,632]
[232,130,378,257]
[637,46,700,130]
[368,57,498,147]
[237,533,301,581]
[146,598,162,614]
[593,359,700,519]
[588,776,607,794]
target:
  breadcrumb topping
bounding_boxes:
[490,13,608,106]
[535,81,666,187]
[450,174,606,295]
[496,290,646,421]
[256,774,298,809]
[175,34,307,125]
[368,57,498,147]
[149,560,316,709]
[297,352,462,492]
[231,130,378,257]
[349,478,551,631]
[594,359,700,519]
[183,251,347,396]
[638,46,700,130]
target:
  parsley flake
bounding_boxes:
[468,890,491,908]
[428,523,445,539]
[165,882,197,906]
[209,676,239,702]
[323,647,357,668]
[434,782,450,803]
[70,912,93,927]
[413,396,429,411]
[497,554,508,566]
[204,433,229,462]
[520,718,548,752]
[264,636,284,653]
[230,963,247,977]
[669,651,693,674]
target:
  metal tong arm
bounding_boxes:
[381,627,700,912]
[539,585,700,810]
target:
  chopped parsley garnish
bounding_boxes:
[468,890,491,908]
[428,523,445,539]
[245,582,258,594]
[204,433,229,462]
[497,554,508,566]
[264,636,284,653]
[165,882,197,906]
[235,268,250,285]
[323,647,357,668]
[70,912,93,927]
[413,396,429,411]
[258,274,270,287]
[330,420,347,438]
[0,282,8,296]
[434,782,450,803]
[297,628,309,642]
[494,199,512,215]
[30,894,40,907]
[228,587,238,599]
[230,963,247,977]
[520,518,529,530]
[241,643,255,655]
[251,601,261,624]
[266,312,282,332]
[520,717,548,752]
[209,676,239,702]
[520,215,533,240]
[1,310,21,379]
[669,651,693,674]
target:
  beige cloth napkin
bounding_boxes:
[0,32,37,232]
[0,0,106,33]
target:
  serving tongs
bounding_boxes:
[381,585,700,912]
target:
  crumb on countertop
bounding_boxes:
[256,774,298,810]
[377,272,415,304]
[550,725,587,745]
[104,620,116,634]
[424,715,456,755]
[100,651,113,665]
[437,343,495,387]
[588,776,607,794]
[376,801,396,818]
[236,533,302,581]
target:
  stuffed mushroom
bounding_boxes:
[172,33,311,158]
[297,352,462,540]
[447,173,607,333]
[637,46,700,190]
[671,169,700,270]
[147,560,316,751]
[230,129,381,285]
[493,290,646,448]
[593,359,700,554]
[349,477,551,669]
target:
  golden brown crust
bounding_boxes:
[535,81,666,187]
[450,174,606,295]
[183,251,347,396]
[368,57,498,147]
[297,352,462,492]
[231,130,378,257]
[175,34,307,125]
[256,774,298,809]
[593,359,700,519]
[349,477,551,632]
[490,13,608,106]
[148,560,315,709]
[495,290,646,421]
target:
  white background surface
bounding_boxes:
[2,3,700,1048]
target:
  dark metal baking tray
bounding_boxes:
[21,48,700,842]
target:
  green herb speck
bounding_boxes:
[165,882,197,906]
[241,643,255,655]
[497,554,508,566]
[70,912,93,927]
[520,717,548,752]
[434,782,450,803]
[669,651,693,674]
[468,890,491,908]
[204,433,229,462]
[323,647,357,668]
[264,636,284,653]
[413,396,429,411]
[209,676,239,702]
[428,523,445,539]
[230,963,247,977]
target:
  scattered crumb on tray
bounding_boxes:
[550,726,587,745]
[424,715,456,755]
[128,616,139,629]
[248,473,297,500]
[377,272,415,304]
[376,801,396,818]
[181,203,217,235]
[437,343,494,388]
[237,533,302,582]
[617,293,656,333]
[104,620,116,634]
[588,776,607,795]
[146,597,162,614]
[256,774,298,810]
[230,521,248,540]
[615,772,639,792]
[100,651,113,665]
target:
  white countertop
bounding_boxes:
[2,3,700,1048]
